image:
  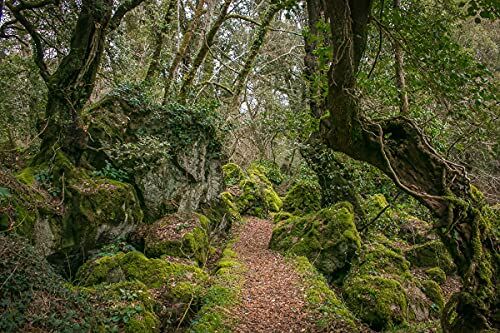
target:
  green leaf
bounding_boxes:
[0,187,11,198]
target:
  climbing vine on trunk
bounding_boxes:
[307,0,498,331]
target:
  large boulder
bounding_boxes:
[343,241,436,330]
[270,202,361,281]
[141,213,210,265]
[2,153,143,271]
[83,89,225,220]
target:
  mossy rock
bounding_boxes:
[425,267,446,284]
[189,244,245,332]
[398,216,435,245]
[420,280,445,311]
[270,202,361,281]
[352,243,411,279]
[237,171,282,217]
[202,191,241,237]
[80,281,160,333]
[76,251,208,293]
[282,180,321,215]
[0,235,99,332]
[290,256,359,331]
[344,275,408,331]
[405,240,456,274]
[272,211,293,224]
[142,213,210,265]
[222,163,245,187]
[248,160,285,185]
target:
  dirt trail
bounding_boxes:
[230,216,314,333]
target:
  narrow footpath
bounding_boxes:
[230,217,315,333]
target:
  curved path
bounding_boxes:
[231,217,314,333]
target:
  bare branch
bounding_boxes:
[108,0,147,32]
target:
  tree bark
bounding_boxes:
[162,0,206,103]
[179,0,232,97]
[319,1,498,331]
[37,0,114,164]
[392,0,409,114]
[143,0,177,84]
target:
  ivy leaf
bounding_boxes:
[0,187,11,198]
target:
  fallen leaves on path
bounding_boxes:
[230,216,315,333]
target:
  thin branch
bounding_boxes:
[108,0,146,32]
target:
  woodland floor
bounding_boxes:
[229,217,316,333]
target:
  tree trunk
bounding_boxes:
[392,0,409,114]
[162,0,206,103]
[320,1,498,331]
[179,0,232,97]
[37,0,113,164]
[143,0,177,84]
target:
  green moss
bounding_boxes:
[272,211,293,224]
[263,187,282,212]
[80,281,160,333]
[405,240,456,273]
[76,251,208,291]
[270,202,361,282]
[282,181,321,215]
[15,167,36,185]
[420,280,445,311]
[189,241,245,332]
[222,163,245,187]
[352,243,411,280]
[344,275,408,331]
[425,267,446,284]
[248,160,285,185]
[126,311,160,333]
[290,256,358,331]
[143,213,210,265]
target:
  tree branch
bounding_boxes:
[108,0,146,32]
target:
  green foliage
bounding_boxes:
[91,161,130,182]
[0,235,99,332]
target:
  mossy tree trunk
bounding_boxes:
[314,1,498,331]
[8,0,145,165]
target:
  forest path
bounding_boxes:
[229,216,314,333]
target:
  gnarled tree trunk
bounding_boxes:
[315,1,498,331]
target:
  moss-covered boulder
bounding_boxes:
[398,216,435,245]
[270,202,361,281]
[236,167,282,218]
[405,240,456,274]
[77,250,209,328]
[343,241,436,329]
[0,235,99,332]
[189,244,244,332]
[82,91,226,220]
[425,267,446,284]
[290,256,359,331]
[282,180,321,215]
[81,281,160,333]
[141,213,210,264]
[202,191,241,237]
[222,163,245,187]
[344,275,408,331]
[272,211,293,224]
[248,160,285,186]
[420,280,445,311]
